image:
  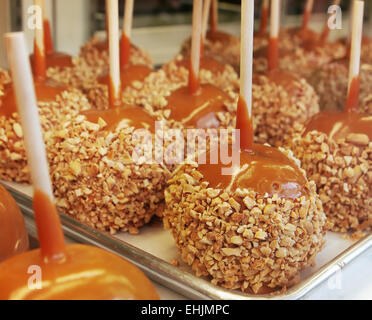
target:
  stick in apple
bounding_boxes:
[201,0,212,55]
[268,0,280,71]
[107,0,122,107]
[34,0,47,80]
[41,0,53,53]
[120,0,134,68]
[6,31,65,262]
[302,0,314,31]
[259,0,269,35]
[236,0,254,151]
[189,0,203,94]
[210,0,218,33]
[345,0,364,112]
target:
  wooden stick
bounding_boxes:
[5,32,53,200]
[107,0,121,107]
[120,0,134,68]
[210,0,218,32]
[320,0,341,43]
[268,0,280,71]
[189,0,202,94]
[259,0,269,34]
[34,0,46,79]
[202,0,212,41]
[5,32,66,262]
[236,0,254,151]
[345,0,364,112]
[105,0,109,36]
[348,0,355,45]
[302,0,314,31]
[41,0,53,53]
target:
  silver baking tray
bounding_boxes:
[3,181,372,300]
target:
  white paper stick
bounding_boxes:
[270,0,280,39]
[202,0,212,40]
[240,0,254,118]
[305,0,314,13]
[107,0,121,102]
[302,0,314,30]
[321,0,341,40]
[348,1,364,86]
[5,32,54,200]
[211,0,218,31]
[348,0,355,43]
[34,0,45,56]
[190,0,202,86]
[123,0,134,41]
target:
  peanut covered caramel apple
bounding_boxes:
[163,0,327,295]
[122,54,239,128]
[79,37,152,80]
[308,58,372,112]
[47,0,169,235]
[180,0,241,73]
[84,62,153,111]
[0,3,91,183]
[123,1,238,131]
[180,29,241,74]
[288,111,372,233]
[252,69,319,147]
[251,0,319,148]
[0,73,91,183]
[287,1,371,233]
[47,103,169,235]
[82,0,154,110]
[164,141,327,294]
[0,184,29,262]
[253,37,346,80]
[254,0,346,80]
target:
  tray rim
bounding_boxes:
[3,182,372,300]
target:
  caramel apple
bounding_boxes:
[0,22,90,184]
[47,0,169,234]
[287,1,371,234]
[0,184,29,262]
[251,0,319,147]
[163,0,327,294]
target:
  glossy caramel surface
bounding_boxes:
[165,84,230,128]
[0,185,29,262]
[198,144,307,199]
[97,65,152,91]
[82,105,155,132]
[0,79,68,118]
[304,111,372,141]
[0,244,159,300]
[30,51,73,69]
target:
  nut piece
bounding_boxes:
[230,235,243,245]
[255,230,267,240]
[221,247,242,256]
[346,133,369,146]
[69,159,82,176]
[13,123,23,138]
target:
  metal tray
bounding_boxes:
[3,181,372,300]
